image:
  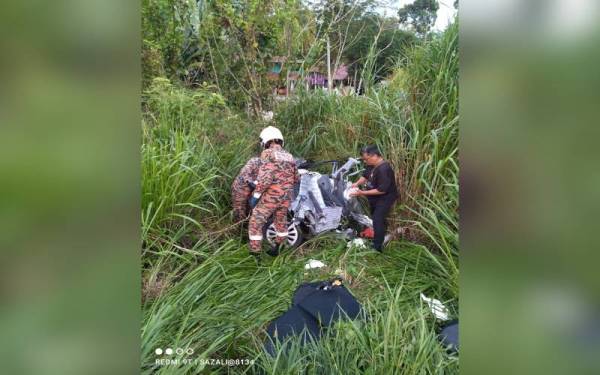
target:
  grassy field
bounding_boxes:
[141,23,458,375]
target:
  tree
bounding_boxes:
[398,0,439,36]
[343,14,415,84]
[308,1,416,88]
[375,26,416,79]
[142,0,196,83]
[309,0,376,85]
[195,0,307,112]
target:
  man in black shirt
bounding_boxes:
[350,145,398,252]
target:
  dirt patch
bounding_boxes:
[142,273,171,303]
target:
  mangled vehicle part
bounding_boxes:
[265,157,373,247]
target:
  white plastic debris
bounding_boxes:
[420,293,449,321]
[304,259,326,270]
[347,238,367,249]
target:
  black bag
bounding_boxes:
[295,282,361,326]
[264,305,321,356]
[264,279,362,355]
[438,320,458,353]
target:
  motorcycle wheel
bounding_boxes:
[263,218,304,248]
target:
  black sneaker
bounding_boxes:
[266,243,281,257]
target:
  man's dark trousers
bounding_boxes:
[369,197,396,251]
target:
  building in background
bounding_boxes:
[268,58,354,98]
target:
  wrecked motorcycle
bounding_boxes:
[263,157,373,248]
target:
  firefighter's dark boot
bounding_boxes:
[266,243,281,257]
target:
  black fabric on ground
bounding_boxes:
[264,280,363,355]
[438,320,459,353]
[291,282,322,305]
[264,306,321,356]
[296,285,361,326]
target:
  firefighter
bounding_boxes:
[231,156,262,223]
[247,126,299,258]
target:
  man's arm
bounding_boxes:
[242,158,261,184]
[352,176,368,188]
[354,188,385,197]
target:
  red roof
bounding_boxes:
[333,64,348,80]
[266,72,280,81]
[271,56,287,63]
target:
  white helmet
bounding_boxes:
[259,126,284,148]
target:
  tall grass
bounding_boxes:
[141,240,457,374]
[142,81,260,231]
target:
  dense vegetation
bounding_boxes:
[142,1,458,373]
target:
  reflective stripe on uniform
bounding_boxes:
[249,235,263,241]
[276,232,288,237]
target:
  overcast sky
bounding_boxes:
[378,0,457,31]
